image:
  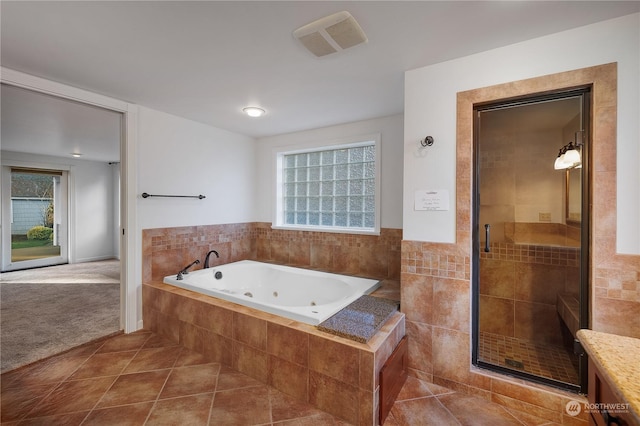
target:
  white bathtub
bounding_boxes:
[163,260,380,325]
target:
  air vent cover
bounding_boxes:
[293,11,367,57]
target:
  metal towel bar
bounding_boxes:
[141,192,205,199]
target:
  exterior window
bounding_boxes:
[274,137,380,234]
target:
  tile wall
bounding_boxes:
[143,223,401,282]
[401,63,639,424]
[141,223,403,424]
[479,243,580,346]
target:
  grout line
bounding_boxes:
[433,395,463,426]
[80,332,154,424]
[267,385,274,425]
[140,338,185,425]
[16,338,111,423]
[206,363,220,426]
[498,403,530,425]
[394,393,442,403]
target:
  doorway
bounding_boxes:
[472,88,590,392]
[0,82,126,369]
[3,168,68,271]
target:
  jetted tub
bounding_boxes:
[163,260,380,325]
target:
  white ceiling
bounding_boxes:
[1,1,639,162]
[1,84,123,163]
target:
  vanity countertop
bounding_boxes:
[577,329,640,423]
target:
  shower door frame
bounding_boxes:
[471,87,591,394]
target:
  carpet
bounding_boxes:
[0,260,121,372]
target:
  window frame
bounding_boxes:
[272,134,381,235]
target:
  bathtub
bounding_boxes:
[163,260,380,325]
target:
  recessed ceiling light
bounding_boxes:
[243,107,265,118]
[71,152,82,158]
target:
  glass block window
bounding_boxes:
[276,139,379,233]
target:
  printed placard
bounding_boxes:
[414,189,449,211]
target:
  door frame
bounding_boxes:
[470,87,592,393]
[1,67,139,333]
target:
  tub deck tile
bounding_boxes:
[317,296,399,343]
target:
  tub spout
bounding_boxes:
[177,259,200,280]
[204,250,219,268]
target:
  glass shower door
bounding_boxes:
[472,91,590,392]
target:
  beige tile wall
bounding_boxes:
[142,223,401,282]
[401,63,639,424]
[141,222,404,424]
[479,243,580,346]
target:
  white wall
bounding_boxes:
[112,163,120,259]
[404,13,640,254]
[73,159,117,262]
[1,150,117,262]
[255,114,404,229]
[137,106,256,229]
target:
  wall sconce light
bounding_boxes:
[420,136,434,147]
[554,141,582,170]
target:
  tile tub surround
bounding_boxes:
[143,223,402,283]
[400,63,638,424]
[143,280,405,425]
[142,222,403,423]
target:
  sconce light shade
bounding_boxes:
[553,141,582,170]
[554,148,567,170]
[554,154,566,170]
[563,147,581,165]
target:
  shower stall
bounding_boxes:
[472,88,591,392]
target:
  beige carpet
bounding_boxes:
[0,260,121,372]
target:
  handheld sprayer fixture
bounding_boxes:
[176,259,200,280]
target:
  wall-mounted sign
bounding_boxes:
[414,189,449,211]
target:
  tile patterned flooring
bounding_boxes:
[478,332,579,385]
[2,330,564,425]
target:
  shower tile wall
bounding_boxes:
[479,243,580,346]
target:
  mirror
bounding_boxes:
[566,167,581,223]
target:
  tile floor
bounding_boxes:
[2,330,564,425]
[478,332,579,385]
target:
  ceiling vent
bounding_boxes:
[293,11,367,57]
